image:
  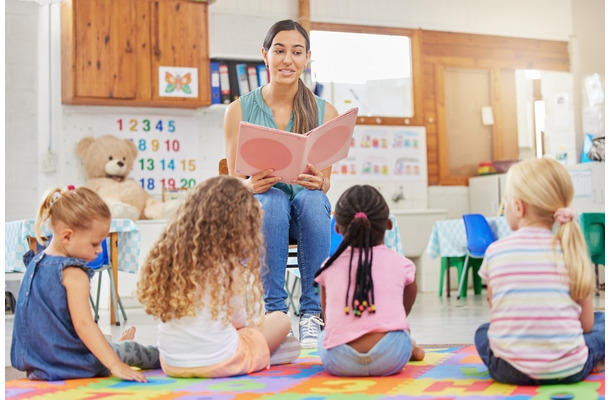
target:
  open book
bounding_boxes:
[235,108,358,183]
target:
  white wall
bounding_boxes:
[6,0,584,222]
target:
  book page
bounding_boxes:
[235,108,358,182]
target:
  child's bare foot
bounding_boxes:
[410,345,425,361]
[117,326,136,342]
[593,358,605,373]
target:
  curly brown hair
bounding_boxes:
[137,176,265,324]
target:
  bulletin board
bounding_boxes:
[331,125,426,181]
[93,115,199,196]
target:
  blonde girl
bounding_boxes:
[137,176,299,378]
[10,186,159,381]
[475,158,604,385]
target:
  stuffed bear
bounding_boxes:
[76,135,180,220]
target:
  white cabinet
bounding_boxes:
[468,173,506,217]
[469,162,605,217]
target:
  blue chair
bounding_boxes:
[89,238,127,325]
[329,216,343,255]
[458,214,497,299]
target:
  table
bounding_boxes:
[426,216,512,259]
[5,219,141,324]
[426,216,513,297]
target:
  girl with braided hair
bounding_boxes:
[314,185,424,376]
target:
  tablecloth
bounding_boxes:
[426,216,512,259]
[5,219,141,273]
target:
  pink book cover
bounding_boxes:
[236,107,358,183]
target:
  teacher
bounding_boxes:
[223,19,339,348]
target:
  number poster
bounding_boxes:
[93,115,199,195]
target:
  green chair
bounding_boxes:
[581,212,605,295]
[438,256,465,297]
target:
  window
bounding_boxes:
[310,30,413,118]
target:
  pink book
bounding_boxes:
[236,107,358,183]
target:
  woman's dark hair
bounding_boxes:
[314,185,389,317]
[262,19,318,134]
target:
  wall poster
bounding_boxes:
[331,125,426,182]
[93,115,199,196]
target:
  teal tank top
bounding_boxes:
[240,86,326,200]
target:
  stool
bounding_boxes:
[439,256,465,297]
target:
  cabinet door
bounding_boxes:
[72,0,137,99]
[149,0,210,105]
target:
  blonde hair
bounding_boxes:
[137,176,265,324]
[505,158,594,300]
[35,186,111,244]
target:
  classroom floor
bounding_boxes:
[5,288,606,380]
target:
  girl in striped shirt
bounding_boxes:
[475,158,604,385]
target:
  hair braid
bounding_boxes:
[314,185,389,316]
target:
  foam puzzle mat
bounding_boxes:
[5,345,605,399]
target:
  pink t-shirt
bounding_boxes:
[315,245,416,349]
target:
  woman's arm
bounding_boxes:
[576,295,594,333]
[223,101,279,193]
[402,280,418,317]
[63,267,147,382]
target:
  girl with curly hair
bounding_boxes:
[137,176,299,378]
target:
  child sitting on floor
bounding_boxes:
[314,184,424,377]
[475,158,605,385]
[137,176,300,378]
[11,186,159,381]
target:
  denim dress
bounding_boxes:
[10,250,109,380]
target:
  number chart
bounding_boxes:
[93,115,199,196]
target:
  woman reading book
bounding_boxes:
[223,19,339,349]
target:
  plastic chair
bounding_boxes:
[89,238,127,325]
[329,216,343,255]
[438,256,465,297]
[458,214,497,299]
[581,212,605,295]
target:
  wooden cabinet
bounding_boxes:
[61,0,210,108]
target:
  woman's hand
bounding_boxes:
[245,168,281,194]
[295,164,328,192]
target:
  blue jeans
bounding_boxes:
[255,187,331,315]
[317,330,412,376]
[475,311,605,385]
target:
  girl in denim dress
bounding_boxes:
[10,186,159,381]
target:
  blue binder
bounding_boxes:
[209,62,221,104]
[235,63,250,95]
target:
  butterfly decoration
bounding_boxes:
[165,72,192,94]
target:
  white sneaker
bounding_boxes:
[298,314,324,349]
[270,335,301,365]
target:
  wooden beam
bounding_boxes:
[298,0,310,33]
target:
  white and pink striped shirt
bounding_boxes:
[479,227,588,380]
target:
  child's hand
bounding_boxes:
[110,363,148,382]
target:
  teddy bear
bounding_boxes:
[76,135,180,220]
